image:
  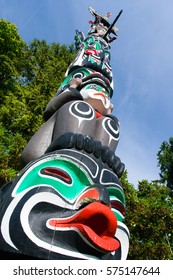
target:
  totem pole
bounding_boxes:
[0,7,129,260]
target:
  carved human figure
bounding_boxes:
[21,77,118,168]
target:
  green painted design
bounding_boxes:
[108,186,126,206]
[84,36,102,50]
[83,36,109,52]
[111,209,124,222]
[84,84,110,97]
[60,68,92,88]
[15,156,92,201]
[88,55,101,65]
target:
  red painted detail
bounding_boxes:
[111,201,126,216]
[77,189,99,203]
[94,92,107,102]
[96,111,103,118]
[43,168,71,183]
[48,202,119,252]
[85,49,98,55]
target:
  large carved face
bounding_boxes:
[0,142,129,260]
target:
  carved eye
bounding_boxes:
[73,72,85,79]
[40,167,72,184]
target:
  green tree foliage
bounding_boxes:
[157,137,173,194]
[0,36,75,140]
[121,173,173,260]
[0,19,76,185]
[0,124,26,185]
[0,19,172,260]
[0,19,25,96]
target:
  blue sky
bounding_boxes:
[1,0,173,187]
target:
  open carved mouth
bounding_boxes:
[47,202,120,252]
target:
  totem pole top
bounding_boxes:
[88,7,122,35]
[88,7,123,44]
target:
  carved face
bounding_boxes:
[65,35,113,82]
[0,146,128,260]
[57,67,113,114]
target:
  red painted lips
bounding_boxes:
[48,202,120,252]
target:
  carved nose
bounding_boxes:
[92,184,111,206]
